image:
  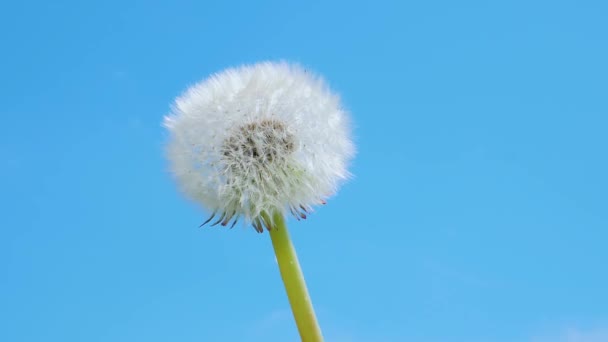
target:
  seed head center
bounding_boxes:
[222,119,295,165]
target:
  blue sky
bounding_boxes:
[1,1,607,341]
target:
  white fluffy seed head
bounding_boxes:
[164,62,355,230]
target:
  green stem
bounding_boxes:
[265,211,323,342]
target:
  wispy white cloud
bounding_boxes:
[244,307,365,342]
[529,325,608,342]
[111,70,127,80]
[243,308,298,342]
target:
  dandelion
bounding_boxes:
[164,62,354,341]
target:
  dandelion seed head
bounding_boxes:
[164,62,355,229]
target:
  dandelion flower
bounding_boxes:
[164,62,354,231]
[164,61,354,342]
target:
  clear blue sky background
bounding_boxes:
[1,1,607,341]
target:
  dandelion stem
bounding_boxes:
[266,211,323,342]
